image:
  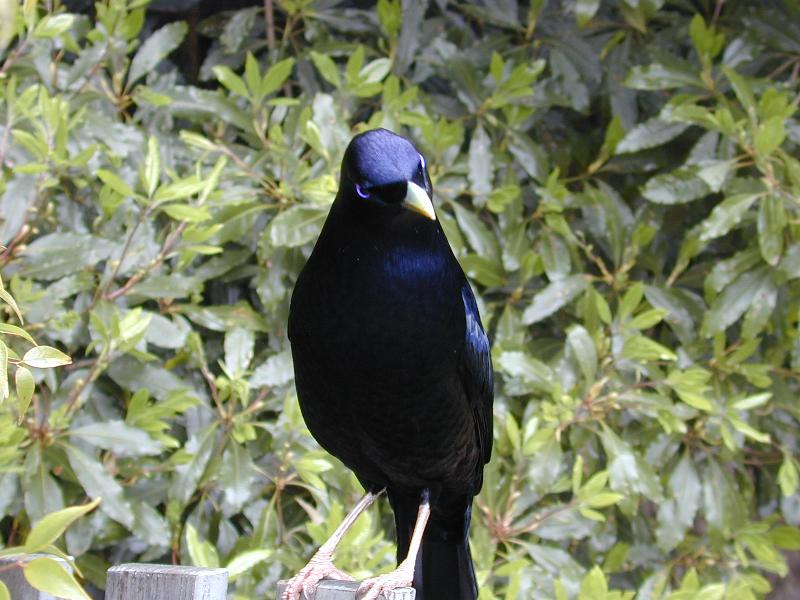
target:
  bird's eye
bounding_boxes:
[355,183,370,199]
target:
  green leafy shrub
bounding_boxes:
[1,1,799,598]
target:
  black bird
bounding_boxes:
[285,128,493,600]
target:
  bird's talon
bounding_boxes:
[356,566,414,600]
[281,555,354,600]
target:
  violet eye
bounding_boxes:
[355,183,370,199]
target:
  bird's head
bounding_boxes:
[339,128,436,221]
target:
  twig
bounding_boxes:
[199,362,225,420]
[65,347,109,412]
[264,0,276,52]
[508,500,579,537]
[0,37,29,78]
[712,0,726,26]
[104,221,187,301]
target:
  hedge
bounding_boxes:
[1,1,799,598]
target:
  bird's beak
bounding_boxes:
[402,181,436,221]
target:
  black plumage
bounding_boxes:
[287,128,493,600]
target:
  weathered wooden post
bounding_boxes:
[0,555,72,600]
[276,579,415,599]
[106,564,228,600]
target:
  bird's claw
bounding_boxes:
[356,561,414,600]
[281,553,355,600]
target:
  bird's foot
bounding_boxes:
[281,550,355,600]
[356,559,414,600]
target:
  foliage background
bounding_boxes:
[1,0,800,598]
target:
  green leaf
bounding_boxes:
[244,51,260,97]
[642,168,710,204]
[269,206,327,248]
[487,184,520,214]
[452,204,500,260]
[213,65,250,98]
[0,277,23,324]
[615,119,689,154]
[460,254,506,287]
[579,566,607,598]
[70,420,162,457]
[628,308,667,330]
[779,458,799,497]
[96,169,135,197]
[310,51,341,88]
[619,282,644,319]
[0,323,36,344]
[160,203,212,223]
[65,446,134,528]
[732,392,771,411]
[377,0,401,38]
[696,159,734,192]
[24,557,90,600]
[22,346,72,369]
[702,267,771,336]
[671,453,701,529]
[771,525,800,550]
[698,193,760,242]
[742,277,777,338]
[15,366,34,417]
[360,58,392,84]
[0,0,17,50]
[621,335,676,362]
[754,116,786,157]
[260,57,295,98]
[468,124,493,199]
[250,350,294,387]
[142,136,160,198]
[33,14,75,38]
[567,325,596,383]
[522,275,586,324]
[757,194,786,266]
[24,498,101,553]
[728,415,770,443]
[496,351,553,391]
[223,327,254,376]
[220,441,255,511]
[689,14,724,60]
[602,427,663,501]
[128,22,188,86]
[226,549,272,580]
[723,66,756,114]
[575,0,601,27]
[185,523,220,568]
[667,367,713,411]
[169,424,218,506]
[625,63,703,90]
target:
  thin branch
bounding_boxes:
[712,0,726,26]
[104,221,187,301]
[264,0,276,52]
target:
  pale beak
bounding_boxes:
[402,181,436,221]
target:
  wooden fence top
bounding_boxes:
[106,563,228,600]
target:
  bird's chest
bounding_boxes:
[332,242,458,340]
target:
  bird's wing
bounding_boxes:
[460,282,494,470]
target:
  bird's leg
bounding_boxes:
[282,490,381,600]
[357,490,431,600]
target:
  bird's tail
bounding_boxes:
[390,491,477,600]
